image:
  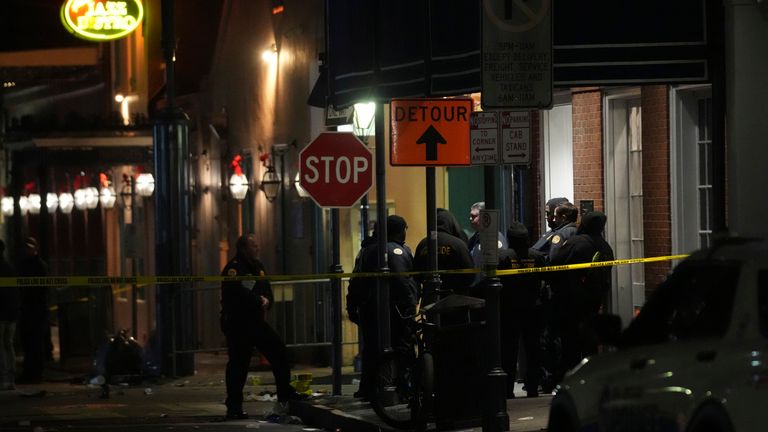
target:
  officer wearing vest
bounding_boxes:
[220,234,304,420]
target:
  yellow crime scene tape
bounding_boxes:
[1,254,690,289]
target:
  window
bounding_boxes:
[696,98,714,247]
[621,262,739,346]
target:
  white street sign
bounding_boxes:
[480,209,499,266]
[501,111,531,165]
[470,112,500,165]
[481,0,553,109]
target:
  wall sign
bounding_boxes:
[61,0,144,42]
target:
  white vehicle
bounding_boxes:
[548,238,768,432]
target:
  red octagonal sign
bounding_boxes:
[299,132,373,208]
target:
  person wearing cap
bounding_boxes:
[529,197,573,264]
[549,211,614,384]
[0,239,18,390]
[219,233,305,420]
[347,215,418,400]
[497,222,541,398]
[18,236,49,384]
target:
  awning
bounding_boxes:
[317,0,711,109]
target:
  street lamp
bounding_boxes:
[135,173,155,197]
[260,165,281,202]
[74,186,99,210]
[28,193,41,215]
[18,196,29,215]
[99,173,117,209]
[229,173,249,200]
[46,193,59,213]
[58,192,74,214]
[1,197,13,217]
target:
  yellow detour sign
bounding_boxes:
[390,98,472,166]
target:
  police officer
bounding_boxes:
[220,234,303,420]
[467,201,507,287]
[546,202,579,261]
[413,208,474,296]
[549,211,614,380]
[498,222,541,398]
[529,199,578,265]
[347,215,418,400]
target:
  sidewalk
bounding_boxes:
[0,357,552,432]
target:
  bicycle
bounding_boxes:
[369,303,436,432]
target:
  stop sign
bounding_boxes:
[299,132,373,207]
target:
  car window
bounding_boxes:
[621,262,739,347]
[760,271,768,338]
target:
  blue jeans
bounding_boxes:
[0,321,16,385]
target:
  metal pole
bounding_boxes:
[375,104,391,351]
[330,209,343,395]
[423,168,441,310]
[155,0,193,377]
[482,167,509,432]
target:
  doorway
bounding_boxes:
[604,90,645,324]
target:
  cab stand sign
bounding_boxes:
[481,0,552,109]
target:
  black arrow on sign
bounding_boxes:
[474,146,495,152]
[507,153,527,158]
[417,125,446,161]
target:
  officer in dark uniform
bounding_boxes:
[220,233,302,420]
[529,197,570,262]
[529,200,579,393]
[546,202,579,261]
[549,211,614,381]
[347,215,418,399]
[498,222,541,398]
[413,208,474,296]
[529,200,578,265]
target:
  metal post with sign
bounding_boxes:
[481,0,553,109]
[299,132,373,395]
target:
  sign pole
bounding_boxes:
[330,208,343,395]
[423,168,441,313]
[375,104,391,355]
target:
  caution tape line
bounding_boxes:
[1,254,689,288]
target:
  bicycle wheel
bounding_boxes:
[411,352,434,432]
[370,351,416,430]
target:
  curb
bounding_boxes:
[290,400,392,432]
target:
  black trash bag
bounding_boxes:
[104,329,144,384]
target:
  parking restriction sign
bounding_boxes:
[501,111,531,165]
[470,111,500,165]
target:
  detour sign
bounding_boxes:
[390,98,472,166]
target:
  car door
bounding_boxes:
[598,261,740,432]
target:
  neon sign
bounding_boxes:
[61,0,143,41]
